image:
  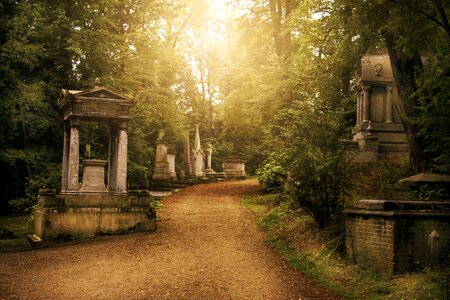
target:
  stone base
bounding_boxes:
[33,191,156,241]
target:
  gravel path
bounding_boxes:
[0,179,340,299]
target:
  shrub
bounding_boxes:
[256,159,287,193]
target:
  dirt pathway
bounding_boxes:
[0,180,340,299]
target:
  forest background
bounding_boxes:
[1,0,449,224]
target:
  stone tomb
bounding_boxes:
[31,86,156,242]
[222,158,246,178]
[348,54,409,163]
[345,174,450,274]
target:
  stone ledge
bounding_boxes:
[344,209,450,219]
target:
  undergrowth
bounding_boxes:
[0,215,34,251]
[241,192,449,300]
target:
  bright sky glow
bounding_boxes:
[186,0,243,104]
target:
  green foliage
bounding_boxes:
[416,53,450,174]
[352,161,412,202]
[148,196,163,211]
[7,198,35,215]
[256,159,287,193]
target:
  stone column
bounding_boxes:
[108,123,118,192]
[362,86,370,123]
[356,93,361,124]
[385,86,393,123]
[115,121,128,193]
[61,121,70,192]
[67,118,80,191]
[183,132,193,176]
[205,144,214,174]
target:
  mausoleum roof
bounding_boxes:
[58,86,136,122]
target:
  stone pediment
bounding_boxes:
[75,87,131,101]
[58,86,135,121]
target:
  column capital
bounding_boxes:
[362,85,370,92]
[118,121,128,130]
[69,118,81,127]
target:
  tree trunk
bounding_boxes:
[383,32,430,173]
[269,0,284,56]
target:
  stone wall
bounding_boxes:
[346,210,450,274]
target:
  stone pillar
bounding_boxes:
[67,119,80,192]
[362,86,370,123]
[356,94,361,124]
[61,121,70,192]
[115,121,128,193]
[385,86,393,123]
[108,123,118,192]
[206,144,214,174]
[183,132,193,177]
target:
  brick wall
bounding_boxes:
[346,215,395,273]
[346,212,450,274]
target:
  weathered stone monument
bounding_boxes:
[183,132,193,177]
[223,158,246,178]
[152,129,170,183]
[205,143,215,174]
[191,125,205,178]
[347,54,409,163]
[30,86,156,243]
[166,147,177,181]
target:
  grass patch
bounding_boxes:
[0,215,34,251]
[242,191,449,300]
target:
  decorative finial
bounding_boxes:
[94,77,101,87]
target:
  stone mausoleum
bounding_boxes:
[30,86,156,242]
[347,54,409,162]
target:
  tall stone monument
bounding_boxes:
[191,125,205,178]
[152,129,170,183]
[183,132,193,177]
[166,147,177,181]
[205,143,215,174]
[30,86,156,243]
[350,54,409,162]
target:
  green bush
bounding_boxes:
[8,197,36,214]
[256,159,287,192]
[287,148,352,229]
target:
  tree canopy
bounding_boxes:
[1,0,449,216]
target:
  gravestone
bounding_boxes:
[167,147,177,181]
[152,129,170,182]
